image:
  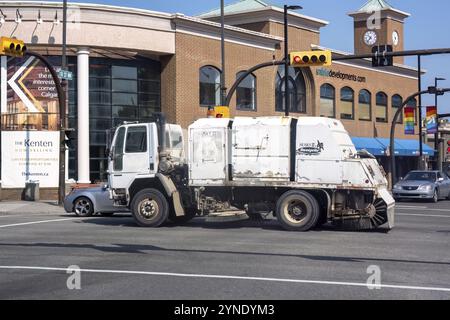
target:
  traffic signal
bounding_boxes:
[372,45,393,67]
[64,129,77,149]
[290,50,332,67]
[0,37,27,57]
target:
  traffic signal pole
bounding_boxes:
[26,51,66,205]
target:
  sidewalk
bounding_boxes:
[0,201,67,215]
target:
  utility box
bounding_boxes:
[24,181,40,202]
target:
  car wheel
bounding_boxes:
[131,189,169,227]
[432,190,439,203]
[276,190,320,231]
[73,197,94,217]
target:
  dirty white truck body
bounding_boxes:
[109,116,395,231]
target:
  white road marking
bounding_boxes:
[0,266,449,293]
[0,218,78,228]
[397,213,450,218]
[397,207,450,212]
[397,206,427,209]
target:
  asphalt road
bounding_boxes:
[0,200,449,300]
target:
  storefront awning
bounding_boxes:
[351,137,435,157]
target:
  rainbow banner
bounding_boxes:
[404,107,415,135]
[426,106,438,134]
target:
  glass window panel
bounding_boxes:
[112,93,137,106]
[90,78,111,91]
[139,93,160,109]
[392,95,403,123]
[341,87,354,101]
[199,66,221,107]
[376,105,387,122]
[90,118,111,131]
[90,64,110,78]
[125,126,147,153]
[113,106,138,118]
[236,72,256,110]
[90,131,107,146]
[359,90,371,104]
[140,107,157,118]
[90,105,111,118]
[275,66,306,113]
[320,84,335,99]
[139,80,160,94]
[139,65,160,80]
[376,92,388,106]
[90,146,108,159]
[112,118,136,127]
[112,66,137,79]
[341,100,354,120]
[320,98,335,118]
[90,91,111,105]
[112,79,138,92]
[359,103,371,120]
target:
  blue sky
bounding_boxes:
[47,0,450,113]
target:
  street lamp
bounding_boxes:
[284,4,302,117]
[435,77,446,171]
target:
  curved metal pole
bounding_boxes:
[225,60,284,107]
[26,51,66,206]
[390,88,450,187]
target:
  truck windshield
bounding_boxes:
[404,172,437,182]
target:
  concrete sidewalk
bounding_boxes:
[0,201,67,215]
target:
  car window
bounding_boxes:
[404,172,437,182]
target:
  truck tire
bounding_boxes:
[276,190,320,231]
[131,189,169,228]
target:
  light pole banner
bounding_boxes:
[1,131,60,188]
[404,107,415,135]
[426,106,438,134]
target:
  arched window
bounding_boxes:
[358,89,372,121]
[376,92,388,122]
[392,94,403,123]
[275,66,306,113]
[199,66,221,107]
[340,87,354,120]
[320,84,335,118]
[236,71,256,111]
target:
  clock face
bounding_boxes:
[392,31,399,46]
[364,30,378,46]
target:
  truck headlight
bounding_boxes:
[418,185,432,191]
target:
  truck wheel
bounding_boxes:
[131,189,169,227]
[276,190,320,231]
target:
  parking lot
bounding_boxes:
[0,200,449,300]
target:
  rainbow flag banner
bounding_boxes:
[426,106,438,134]
[404,107,415,135]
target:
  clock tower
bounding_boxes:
[348,0,410,64]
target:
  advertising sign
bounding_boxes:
[1,131,60,188]
[426,106,438,134]
[404,107,415,135]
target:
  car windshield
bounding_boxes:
[404,172,437,182]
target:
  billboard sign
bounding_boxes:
[1,131,60,188]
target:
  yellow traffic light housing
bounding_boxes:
[0,37,27,57]
[290,50,332,67]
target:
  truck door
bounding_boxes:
[109,125,153,189]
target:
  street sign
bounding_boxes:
[58,69,73,81]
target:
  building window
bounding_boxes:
[358,89,372,121]
[236,71,256,111]
[275,66,306,113]
[392,94,403,123]
[68,58,161,183]
[376,92,388,122]
[320,84,335,118]
[340,87,354,120]
[199,66,221,107]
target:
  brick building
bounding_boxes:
[0,0,434,199]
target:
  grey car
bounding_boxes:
[392,171,450,202]
[64,185,129,217]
